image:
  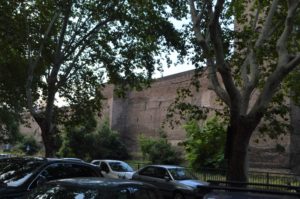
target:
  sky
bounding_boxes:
[154,64,195,78]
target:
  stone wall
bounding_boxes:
[100,70,295,170]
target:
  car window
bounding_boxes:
[139,167,156,177]
[168,168,195,180]
[108,162,133,172]
[0,158,44,187]
[91,161,100,166]
[66,164,99,178]
[100,162,110,173]
[30,163,99,189]
[153,167,168,179]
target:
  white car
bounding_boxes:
[91,159,135,179]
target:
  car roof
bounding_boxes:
[48,177,154,188]
[92,159,125,163]
[145,165,184,169]
[0,156,90,165]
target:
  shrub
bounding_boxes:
[58,120,129,161]
[139,131,181,164]
[182,116,227,170]
[16,135,40,155]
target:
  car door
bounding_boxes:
[100,161,115,178]
[128,185,162,199]
[134,166,173,198]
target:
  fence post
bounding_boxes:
[266,172,270,185]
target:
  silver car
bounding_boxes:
[91,159,135,179]
[132,165,208,199]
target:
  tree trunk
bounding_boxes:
[226,114,262,183]
[33,113,57,157]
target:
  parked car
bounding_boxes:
[0,156,102,198]
[132,165,209,199]
[26,177,163,199]
[91,159,135,179]
[203,180,300,199]
[203,191,300,199]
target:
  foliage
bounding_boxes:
[58,120,129,161]
[183,117,227,170]
[0,1,30,142]
[139,131,182,165]
[0,0,187,156]
[0,108,22,143]
[16,135,41,155]
[164,0,300,181]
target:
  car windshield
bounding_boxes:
[0,157,44,187]
[108,162,133,172]
[168,168,196,181]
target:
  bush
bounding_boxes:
[58,120,129,161]
[139,131,182,165]
[16,135,40,155]
[183,116,226,170]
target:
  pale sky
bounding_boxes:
[154,64,195,78]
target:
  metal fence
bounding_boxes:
[193,167,300,187]
[129,162,300,187]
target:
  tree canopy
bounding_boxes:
[166,0,300,182]
[0,0,186,156]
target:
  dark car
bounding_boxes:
[203,181,300,199]
[132,165,208,199]
[204,191,300,199]
[0,156,102,198]
[26,177,163,199]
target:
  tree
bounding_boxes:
[183,0,300,182]
[0,1,29,143]
[19,0,184,157]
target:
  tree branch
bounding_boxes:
[209,0,241,109]
[26,12,59,116]
[63,18,113,60]
[189,0,230,106]
[250,0,300,116]
[54,1,72,66]
[276,0,299,66]
[255,0,279,47]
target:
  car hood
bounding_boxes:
[177,179,209,188]
[0,186,27,198]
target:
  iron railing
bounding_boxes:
[129,162,300,187]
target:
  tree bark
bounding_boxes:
[226,114,263,183]
[33,115,57,157]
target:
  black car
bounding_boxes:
[0,156,102,198]
[203,181,300,199]
[132,165,208,199]
[26,177,163,199]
